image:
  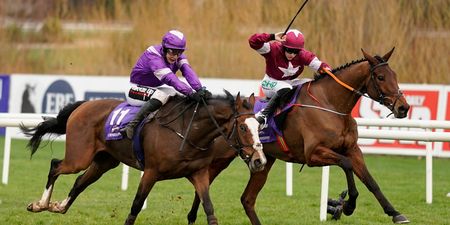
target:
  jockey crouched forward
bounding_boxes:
[124,29,211,139]
[249,29,332,129]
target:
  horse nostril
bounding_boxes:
[255,143,262,149]
[398,105,409,114]
[254,159,261,167]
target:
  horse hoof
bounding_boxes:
[342,202,355,216]
[331,205,343,220]
[27,202,47,212]
[124,215,137,225]
[48,202,66,214]
[392,214,410,224]
[206,215,218,225]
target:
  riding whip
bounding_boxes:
[283,0,309,35]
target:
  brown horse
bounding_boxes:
[20,91,267,225]
[187,48,411,224]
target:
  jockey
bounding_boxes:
[124,29,210,139]
[249,29,332,129]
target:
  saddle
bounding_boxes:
[104,102,156,168]
[104,102,151,141]
[255,85,303,146]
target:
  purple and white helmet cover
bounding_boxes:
[162,30,186,50]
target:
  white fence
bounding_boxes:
[312,118,450,221]
[0,113,57,184]
[1,113,450,217]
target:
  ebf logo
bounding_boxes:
[42,80,75,113]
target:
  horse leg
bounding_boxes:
[347,148,409,224]
[48,152,120,213]
[27,158,61,212]
[240,156,276,225]
[307,146,359,217]
[188,168,218,225]
[187,156,236,225]
[28,132,97,212]
[124,169,157,225]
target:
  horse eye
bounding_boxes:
[377,75,385,81]
[239,124,247,132]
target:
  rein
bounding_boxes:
[157,97,254,158]
[322,61,403,110]
[199,98,256,162]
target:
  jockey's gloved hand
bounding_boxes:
[188,91,203,102]
[197,88,212,99]
[273,32,285,42]
[319,63,332,73]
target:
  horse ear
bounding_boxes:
[234,92,242,111]
[382,47,395,62]
[248,93,256,105]
[235,92,242,104]
[361,48,377,65]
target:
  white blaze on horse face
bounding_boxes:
[245,117,267,164]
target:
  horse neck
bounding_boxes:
[315,62,371,114]
[192,101,233,147]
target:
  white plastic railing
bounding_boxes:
[1,114,449,217]
[313,118,450,221]
[0,113,57,185]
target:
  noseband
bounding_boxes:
[226,112,258,163]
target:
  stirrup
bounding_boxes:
[255,115,268,130]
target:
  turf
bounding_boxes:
[0,138,449,225]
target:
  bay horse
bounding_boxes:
[187,48,411,224]
[20,91,267,225]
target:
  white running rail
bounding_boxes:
[1,114,449,219]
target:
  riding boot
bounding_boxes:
[255,88,290,129]
[125,98,162,139]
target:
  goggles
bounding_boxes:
[283,47,300,54]
[166,48,184,56]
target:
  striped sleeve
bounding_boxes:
[249,33,273,55]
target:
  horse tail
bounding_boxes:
[20,101,86,156]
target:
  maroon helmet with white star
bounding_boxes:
[283,29,304,50]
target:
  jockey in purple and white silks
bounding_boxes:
[249,29,332,129]
[124,29,211,139]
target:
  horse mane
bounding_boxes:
[313,58,367,81]
[168,89,254,113]
[169,89,236,107]
[278,57,369,105]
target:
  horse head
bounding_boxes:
[361,48,410,118]
[214,91,266,172]
[228,92,266,172]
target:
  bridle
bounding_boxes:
[323,57,404,112]
[366,58,404,112]
[200,98,257,163]
[156,97,257,162]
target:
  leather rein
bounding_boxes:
[322,59,404,112]
[156,98,255,160]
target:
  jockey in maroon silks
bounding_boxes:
[124,29,210,139]
[249,29,332,129]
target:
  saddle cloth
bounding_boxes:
[104,102,151,168]
[255,84,304,144]
[104,102,141,141]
